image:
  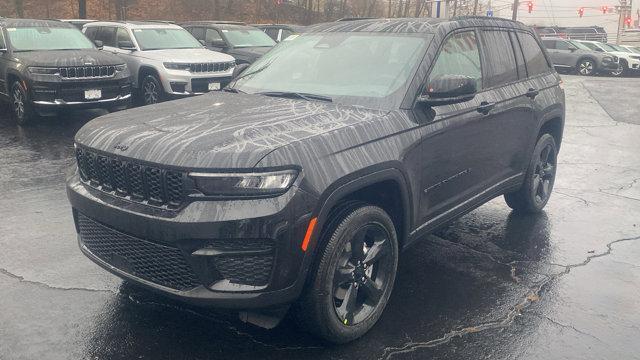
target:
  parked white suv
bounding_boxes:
[83,21,236,105]
[577,40,640,76]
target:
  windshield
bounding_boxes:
[223,29,275,47]
[598,43,618,52]
[230,32,430,109]
[7,26,94,51]
[609,44,631,53]
[569,41,591,51]
[133,28,202,50]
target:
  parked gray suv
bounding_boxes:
[542,38,619,76]
[83,21,236,105]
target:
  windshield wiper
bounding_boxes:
[231,59,274,83]
[256,91,333,103]
[222,88,246,94]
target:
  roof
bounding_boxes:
[306,16,529,34]
[86,20,183,29]
[179,21,252,30]
[0,18,75,28]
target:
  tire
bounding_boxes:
[293,204,399,344]
[504,134,558,213]
[576,58,596,76]
[140,74,164,106]
[10,80,36,126]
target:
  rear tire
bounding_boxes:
[293,204,399,343]
[10,80,36,126]
[505,134,558,213]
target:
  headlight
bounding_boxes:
[28,66,59,75]
[189,169,299,197]
[631,55,640,60]
[115,64,127,72]
[602,56,613,62]
[164,62,191,71]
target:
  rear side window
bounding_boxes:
[510,32,526,79]
[265,28,278,40]
[428,31,482,91]
[189,27,205,41]
[84,26,97,40]
[480,30,518,88]
[517,32,552,76]
[542,39,556,49]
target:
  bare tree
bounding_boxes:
[79,0,87,19]
[14,0,24,17]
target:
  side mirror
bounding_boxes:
[210,39,227,49]
[595,48,604,52]
[198,39,206,46]
[568,46,577,52]
[417,75,477,106]
[118,40,136,51]
[94,40,103,49]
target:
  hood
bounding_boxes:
[228,47,272,61]
[15,49,124,67]
[136,48,234,63]
[75,92,386,169]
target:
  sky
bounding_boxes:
[489,0,640,36]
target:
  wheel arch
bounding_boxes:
[137,65,160,88]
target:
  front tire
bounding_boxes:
[294,204,399,343]
[140,74,164,106]
[577,58,596,76]
[505,134,558,213]
[10,81,36,126]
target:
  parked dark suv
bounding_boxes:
[67,17,564,343]
[0,19,132,125]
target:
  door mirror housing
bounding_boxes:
[118,40,136,51]
[568,45,577,52]
[417,75,478,106]
[93,40,103,49]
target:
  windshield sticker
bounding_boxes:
[221,29,228,32]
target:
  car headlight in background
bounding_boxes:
[602,56,613,62]
[630,55,640,60]
[164,62,191,71]
[189,169,299,197]
[28,66,59,75]
[115,64,128,72]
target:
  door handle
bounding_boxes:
[526,88,540,99]
[477,101,495,115]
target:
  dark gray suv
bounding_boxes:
[0,19,132,125]
[542,38,619,76]
[67,17,564,343]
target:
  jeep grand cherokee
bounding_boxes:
[67,17,565,343]
[0,19,132,125]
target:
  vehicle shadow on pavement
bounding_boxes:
[79,206,552,360]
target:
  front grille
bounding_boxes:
[189,61,235,73]
[60,66,116,79]
[77,213,200,291]
[75,147,185,208]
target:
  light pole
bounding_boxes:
[512,0,519,20]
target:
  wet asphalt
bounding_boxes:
[0,75,639,360]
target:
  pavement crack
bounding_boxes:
[378,234,640,359]
[535,314,605,343]
[0,267,114,293]
[554,190,592,206]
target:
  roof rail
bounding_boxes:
[452,15,523,25]
[336,17,377,22]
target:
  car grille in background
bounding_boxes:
[60,66,116,79]
[77,213,200,291]
[75,147,185,208]
[189,61,235,73]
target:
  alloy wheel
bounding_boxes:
[332,223,393,326]
[12,85,25,120]
[143,80,159,104]
[531,143,556,205]
[579,60,594,75]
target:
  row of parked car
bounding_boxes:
[0,17,302,125]
[542,37,640,77]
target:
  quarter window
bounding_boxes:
[428,31,482,91]
[517,32,551,76]
[0,28,6,49]
[116,27,132,46]
[510,32,526,79]
[480,30,518,88]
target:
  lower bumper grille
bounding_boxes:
[77,214,200,291]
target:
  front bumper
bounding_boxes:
[28,77,132,113]
[66,172,318,309]
[160,68,234,96]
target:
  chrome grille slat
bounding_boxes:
[188,61,235,73]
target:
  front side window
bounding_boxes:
[231,32,431,109]
[133,28,202,50]
[555,40,572,51]
[542,39,556,49]
[223,29,275,47]
[116,27,132,45]
[428,31,482,91]
[205,29,223,44]
[517,32,551,77]
[96,26,116,47]
[480,30,518,88]
[6,26,94,51]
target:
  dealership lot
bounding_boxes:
[0,74,639,359]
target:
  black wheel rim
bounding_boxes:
[332,223,393,326]
[12,85,25,119]
[531,143,556,205]
[579,60,594,75]
[143,80,159,104]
